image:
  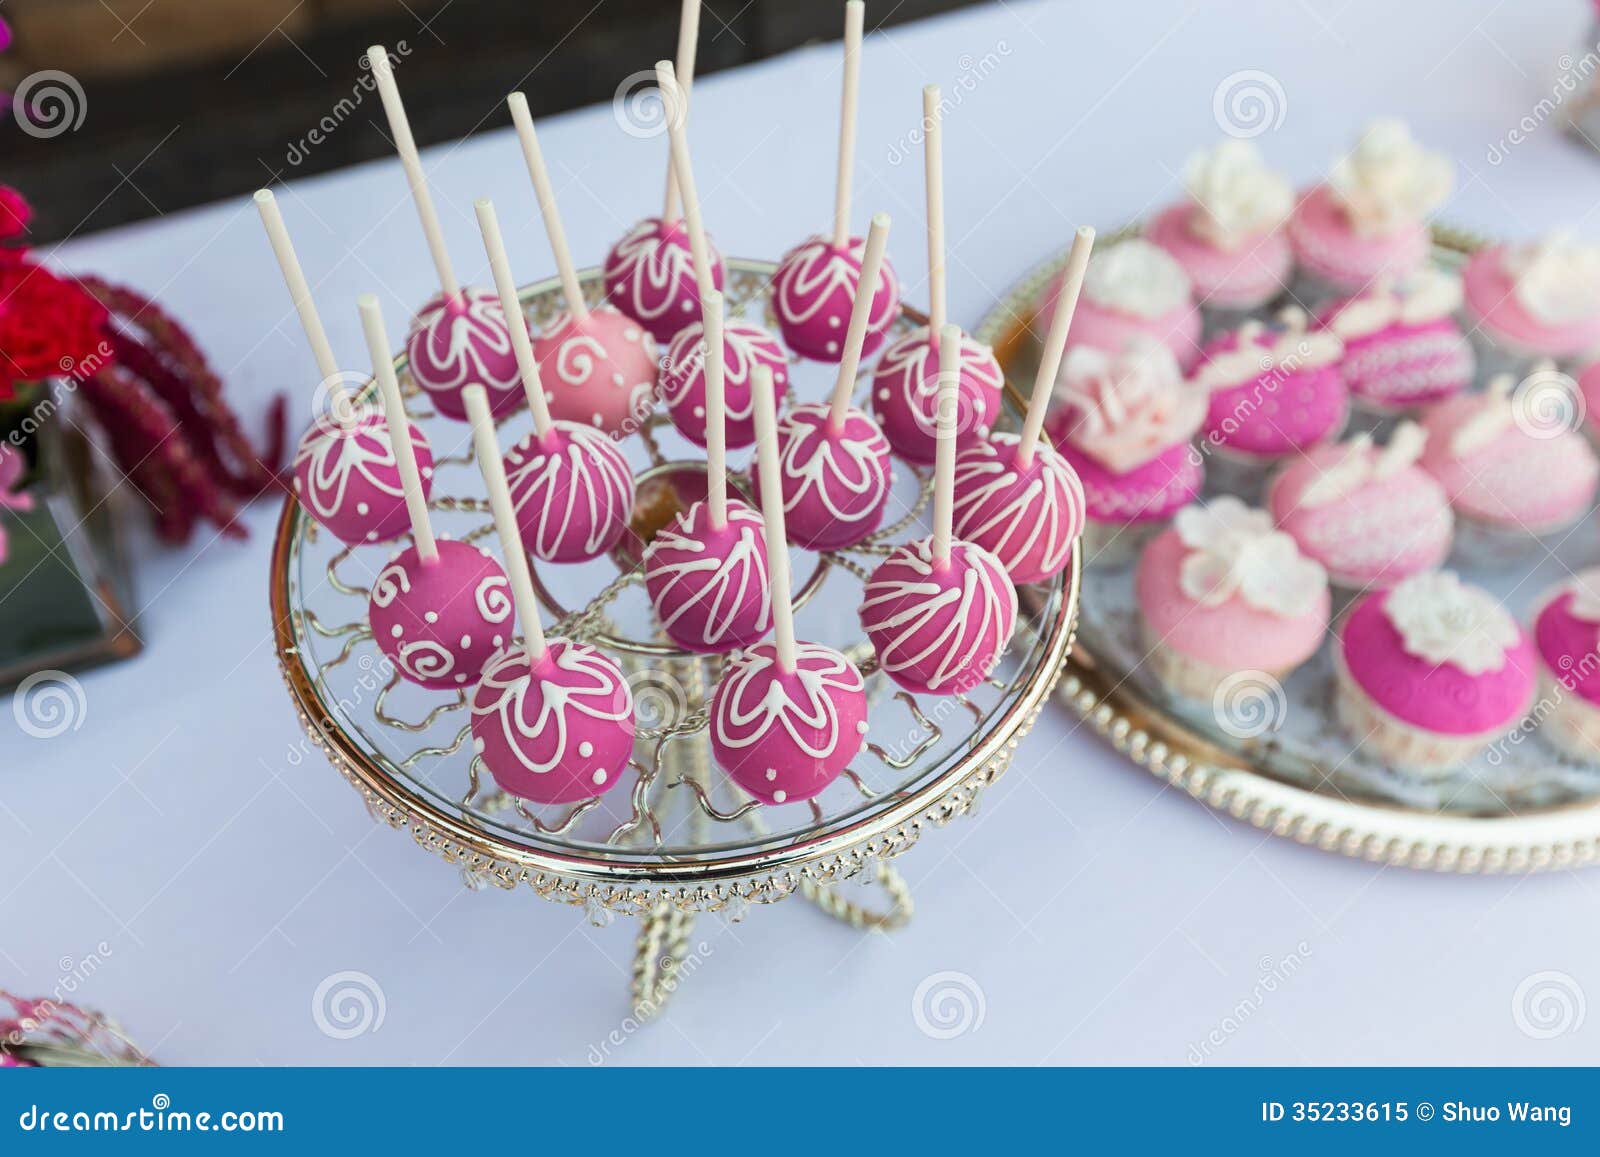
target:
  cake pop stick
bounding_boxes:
[475,197,553,434]
[508,93,587,324]
[464,387,546,662]
[361,295,435,562]
[923,83,946,335]
[662,0,700,223]
[828,212,891,429]
[255,189,339,390]
[931,322,961,564]
[703,289,729,529]
[1017,226,1094,468]
[831,1,864,250]
[750,363,797,672]
[657,61,714,300]
[369,45,457,301]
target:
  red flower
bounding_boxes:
[0,261,109,398]
[0,187,30,242]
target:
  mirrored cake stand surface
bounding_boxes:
[988,225,1600,874]
[271,259,1080,1016]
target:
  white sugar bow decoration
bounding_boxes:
[1183,139,1293,249]
[1174,496,1326,617]
[1053,339,1206,472]
[1384,570,1518,675]
[1328,118,1452,236]
[1080,238,1191,319]
[1297,422,1427,508]
[1507,233,1600,325]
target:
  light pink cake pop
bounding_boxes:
[660,319,788,449]
[405,288,522,422]
[1336,571,1534,774]
[1196,312,1348,465]
[773,236,900,362]
[1145,141,1293,310]
[1135,498,1329,700]
[1532,570,1600,762]
[1057,238,1203,371]
[293,410,434,546]
[1317,269,1474,414]
[1266,423,1452,591]
[603,217,726,344]
[1286,120,1452,294]
[1462,236,1600,362]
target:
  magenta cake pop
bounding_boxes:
[952,227,1093,584]
[475,199,636,563]
[463,386,636,804]
[660,318,789,449]
[644,290,772,652]
[369,46,522,422]
[710,363,867,805]
[861,325,1018,696]
[871,86,1003,465]
[508,94,659,438]
[771,3,900,362]
[756,215,894,550]
[359,297,511,691]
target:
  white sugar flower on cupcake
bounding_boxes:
[1054,238,1203,371]
[1463,233,1600,370]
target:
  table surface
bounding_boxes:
[9,0,1600,1065]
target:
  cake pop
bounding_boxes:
[602,0,726,344]
[644,290,772,652]
[257,189,434,546]
[475,199,636,563]
[871,85,1003,465]
[652,61,788,449]
[509,94,659,439]
[463,386,636,804]
[369,46,521,422]
[756,214,894,550]
[710,363,868,805]
[952,227,1092,584]
[771,2,901,362]
[861,325,1018,695]
[359,297,511,691]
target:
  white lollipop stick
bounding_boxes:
[474,197,553,438]
[662,0,701,222]
[703,289,729,529]
[254,190,341,389]
[831,1,865,249]
[369,45,459,301]
[507,93,588,324]
[751,362,797,673]
[932,322,961,566]
[358,294,436,562]
[923,84,946,335]
[464,385,548,662]
[827,212,891,429]
[656,61,717,302]
[1017,225,1094,468]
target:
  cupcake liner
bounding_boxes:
[1333,665,1496,777]
[1536,672,1600,764]
[1449,511,1585,571]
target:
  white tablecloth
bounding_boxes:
[9,0,1600,1064]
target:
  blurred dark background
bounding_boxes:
[0,0,984,242]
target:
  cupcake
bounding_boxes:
[1194,309,1348,492]
[1146,140,1293,313]
[1055,238,1203,371]
[1335,571,1534,775]
[1049,339,1207,565]
[1135,496,1330,701]
[1462,233,1600,374]
[1318,267,1475,420]
[1287,119,1452,298]
[1418,371,1599,556]
[1266,422,1452,595]
[1531,570,1600,762]
[1578,358,1600,446]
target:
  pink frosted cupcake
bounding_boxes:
[1194,310,1348,489]
[1418,372,1599,555]
[1267,422,1452,594]
[1318,268,1475,418]
[1336,571,1535,775]
[1462,234,1600,373]
[1054,238,1203,371]
[1049,339,1207,565]
[1135,496,1330,701]
[1578,358,1600,446]
[1146,140,1293,312]
[1531,570,1600,762]
[1287,120,1452,297]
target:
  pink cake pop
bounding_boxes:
[369,46,522,422]
[771,3,901,362]
[359,297,511,691]
[755,214,894,550]
[508,93,659,438]
[644,290,773,652]
[603,0,727,345]
[475,199,636,563]
[463,386,636,804]
[871,85,1003,465]
[952,227,1092,584]
[257,189,435,546]
[710,363,868,805]
[861,325,1018,696]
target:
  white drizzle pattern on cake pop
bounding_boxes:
[660,320,788,420]
[470,642,635,776]
[505,426,635,559]
[603,219,706,324]
[773,236,899,329]
[407,287,518,396]
[643,503,772,647]
[775,403,890,524]
[292,414,411,521]
[871,327,1002,436]
[712,643,865,758]
[951,432,1085,578]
